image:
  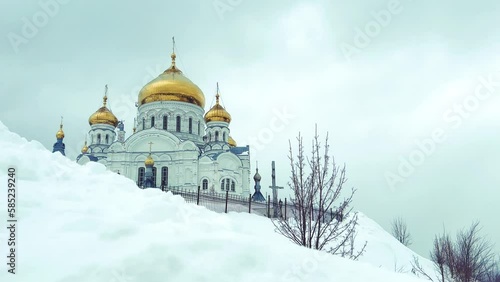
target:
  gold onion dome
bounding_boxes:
[228,136,237,147]
[81,141,88,154]
[145,154,155,166]
[204,91,231,123]
[56,123,65,139]
[88,93,119,127]
[138,52,205,108]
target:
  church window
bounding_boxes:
[152,167,157,187]
[151,116,155,128]
[231,181,235,192]
[188,118,193,134]
[176,116,181,132]
[198,121,201,135]
[97,134,101,144]
[202,179,208,190]
[208,132,211,141]
[161,167,168,188]
[225,179,230,191]
[163,115,168,130]
[223,132,226,142]
[138,167,145,187]
[215,131,219,141]
[142,118,145,129]
[105,134,109,144]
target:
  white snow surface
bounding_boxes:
[0,121,434,282]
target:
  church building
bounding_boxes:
[71,48,251,195]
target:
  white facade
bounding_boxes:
[77,83,250,195]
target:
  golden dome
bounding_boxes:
[204,90,231,123]
[228,136,237,147]
[56,123,65,139]
[88,94,119,127]
[145,154,155,166]
[81,140,88,154]
[138,53,205,108]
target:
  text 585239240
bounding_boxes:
[6,167,17,274]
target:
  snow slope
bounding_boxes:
[0,121,432,282]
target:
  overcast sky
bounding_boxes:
[1,0,499,258]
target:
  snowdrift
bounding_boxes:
[0,121,432,282]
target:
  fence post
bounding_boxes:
[248,194,252,214]
[197,185,200,205]
[267,195,271,218]
[284,198,287,220]
[225,190,229,213]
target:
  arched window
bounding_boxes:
[202,179,208,190]
[152,167,157,188]
[97,134,101,144]
[138,167,145,187]
[220,178,235,192]
[198,121,201,135]
[161,167,168,188]
[142,118,145,130]
[223,132,226,142]
[163,115,168,130]
[188,118,193,134]
[105,134,109,144]
[151,116,155,128]
[208,132,211,142]
[215,131,219,141]
[176,116,181,132]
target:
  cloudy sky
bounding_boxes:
[1,0,499,258]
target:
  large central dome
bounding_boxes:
[138,53,205,108]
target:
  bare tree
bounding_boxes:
[391,217,412,247]
[429,222,497,282]
[272,128,366,259]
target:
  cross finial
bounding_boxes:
[172,37,176,54]
[148,142,154,154]
[170,37,177,68]
[60,116,63,129]
[103,84,108,107]
[216,82,220,104]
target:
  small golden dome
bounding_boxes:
[228,136,237,147]
[81,140,88,154]
[145,154,155,166]
[204,89,231,123]
[56,123,65,139]
[88,94,119,127]
[138,53,205,108]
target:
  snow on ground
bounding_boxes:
[0,121,432,282]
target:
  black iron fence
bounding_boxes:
[141,185,340,222]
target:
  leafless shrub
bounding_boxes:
[272,127,366,260]
[391,216,412,247]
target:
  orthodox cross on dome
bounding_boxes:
[170,37,177,68]
[60,116,63,128]
[103,84,108,107]
[148,141,154,154]
[216,82,220,104]
[269,161,284,217]
[172,36,176,54]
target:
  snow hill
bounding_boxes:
[0,121,435,282]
